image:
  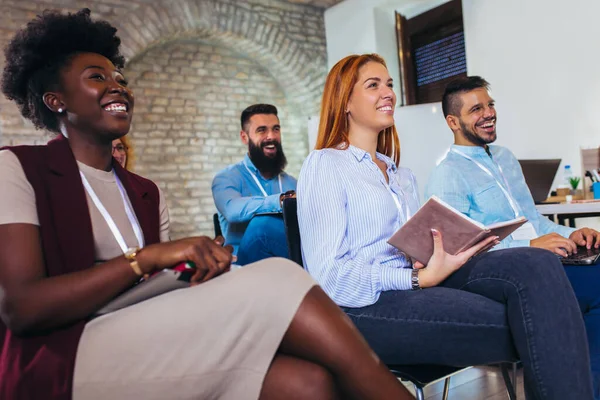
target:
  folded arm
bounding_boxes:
[212,173,281,224]
[0,223,141,335]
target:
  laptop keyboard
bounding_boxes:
[562,246,600,264]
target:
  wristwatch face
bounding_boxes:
[124,247,139,258]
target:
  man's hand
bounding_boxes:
[530,233,577,257]
[569,228,600,249]
[279,190,296,206]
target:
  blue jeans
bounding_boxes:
[342,248,593,400]
[564,265,600,399]
[237,215,289,265]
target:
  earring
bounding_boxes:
[57,108,63,113]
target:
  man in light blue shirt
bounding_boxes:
[212,104,296,265]
[426,76,600,397]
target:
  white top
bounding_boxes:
[0,150,170,262]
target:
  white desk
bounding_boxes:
[536,202,600,227]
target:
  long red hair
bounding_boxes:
[315,54,400,166]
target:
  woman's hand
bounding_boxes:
[137,236,234,284]
[413,229,499,288]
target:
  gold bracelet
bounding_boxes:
[124,247,144,276]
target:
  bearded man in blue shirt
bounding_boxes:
[426,76,600,398]
[212,104,297,265]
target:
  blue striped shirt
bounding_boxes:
[425,144,574,249]
[297,145,420,308]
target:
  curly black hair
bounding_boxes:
[1,8,125,133]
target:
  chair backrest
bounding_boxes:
[282,198,303,267]
[213,213,222,238]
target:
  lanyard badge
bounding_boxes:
[80,170,145,253]
[244,163,283,196]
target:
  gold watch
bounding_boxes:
[124,247,144,277]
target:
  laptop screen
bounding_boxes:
[518,159,561,204]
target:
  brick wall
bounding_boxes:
[0,0,328,239]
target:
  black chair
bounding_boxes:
[213,213,222,237]
[281,197,518,400]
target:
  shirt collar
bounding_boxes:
[347,144,398,172]
[451,144,490,158]
[243,153,259,173]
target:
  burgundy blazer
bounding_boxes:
[0,135,161,399]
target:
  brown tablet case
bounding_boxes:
[388,196,527,264]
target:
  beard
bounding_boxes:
[248,139,288,177]
[459,119,497,146]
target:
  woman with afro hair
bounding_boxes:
[0,9,413,400]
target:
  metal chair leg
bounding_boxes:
[512,362,518,392]
[442,377,451,400]
[500,363,517,400]
[414,384,425,400]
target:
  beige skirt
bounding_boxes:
[73,258,316,400]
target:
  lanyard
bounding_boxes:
[380,164,413,223]
[79,170,145,253]
[388,186,411,223]
[244,163,283,197]
[451,148,521,217]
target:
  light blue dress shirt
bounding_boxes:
[425,144,574,249]
[212,154,297,254]
[297,145,421,308]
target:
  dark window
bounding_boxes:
[396,0,466,105]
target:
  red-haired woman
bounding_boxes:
[297,53,593,398]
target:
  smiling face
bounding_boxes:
[241,113,287,177]
[448,88,497,146]
[241,113,282,158]
[346,61,396,136]
[52,52,134,142]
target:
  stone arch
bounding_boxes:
[103,0,329,237]
[113,0,327,117]
[124,36,309,238]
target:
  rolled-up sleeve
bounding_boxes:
[212,171,281,224]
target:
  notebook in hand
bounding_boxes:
[387,196,528,264]
[92,263,194,318]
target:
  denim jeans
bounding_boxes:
[342,248,593,400]
[237,215,289,265]
[564,265,600,399]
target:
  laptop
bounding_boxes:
[518,159,561,204]
[561,246,600,265]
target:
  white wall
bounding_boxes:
[325,0,454,199]
[325,0,600,228]
[325,0,378,67]
[326,0,450,103]
[462,0,600,189]
[325,0,600,188]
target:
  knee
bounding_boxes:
[494,247,567,284]
[289,364,338,400]
[248,257,304,273]
[240,258,315,287]
[521,247,565,277]
[246,215,285,236]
